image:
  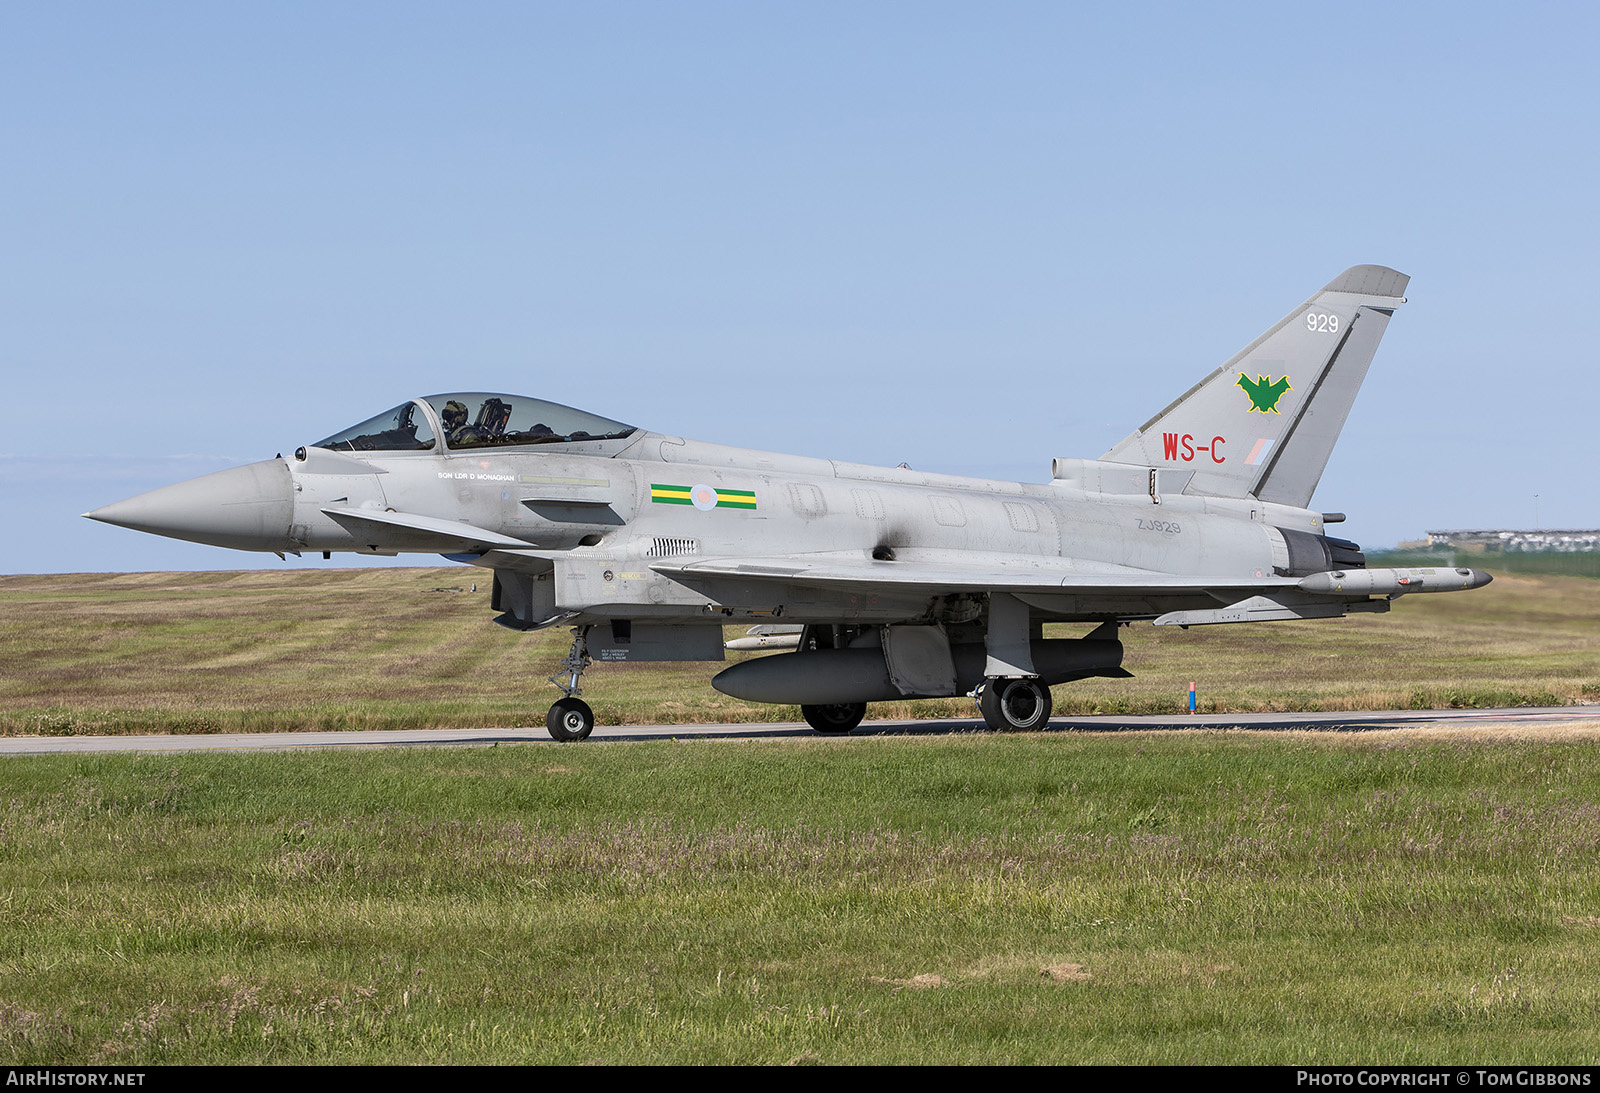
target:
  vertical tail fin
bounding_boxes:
[1102,265,1409,508]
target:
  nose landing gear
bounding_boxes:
[546,626,595,741]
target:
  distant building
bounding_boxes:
[1425,529,1600,553]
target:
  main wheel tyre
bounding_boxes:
[978,678,1053,732]
[547,697,595,742]
[801,702,867,734]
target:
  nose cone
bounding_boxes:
[85,459,294,552]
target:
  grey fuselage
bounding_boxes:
[266,428,1324,628]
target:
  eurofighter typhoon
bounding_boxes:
[87,266,1490,740]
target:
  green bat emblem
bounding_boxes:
[1237,373,1292,413]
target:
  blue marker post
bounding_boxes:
[1188,681,1197,714]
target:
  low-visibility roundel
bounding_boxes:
[690,484,717,511]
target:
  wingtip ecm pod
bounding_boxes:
[1323,264,1409,300]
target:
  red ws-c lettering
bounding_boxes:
[1161,432,1226,464]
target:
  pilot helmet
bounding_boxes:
[442,400,468,430]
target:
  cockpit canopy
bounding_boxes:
[423,393,635,450]
[315,402,437,452]
[313,393,636,453]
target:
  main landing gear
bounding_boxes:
[545,626,595,741]
[971,593,1055,732]
[800,702,867,734]
[976,677,1053,732]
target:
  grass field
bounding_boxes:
[3,731,1600,1064]
[3,567,1600,1063]
[2,565,1598,736]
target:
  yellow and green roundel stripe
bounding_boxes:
[650,483,757,510]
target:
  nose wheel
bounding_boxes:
[547,697,595,742]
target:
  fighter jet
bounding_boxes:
[86,265,1490,740]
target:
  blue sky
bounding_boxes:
[4,2,1596,573]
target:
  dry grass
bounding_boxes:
[1061,570,1600,714]
[1,566,1596,734]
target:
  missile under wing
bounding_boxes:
[86,265,1490,740]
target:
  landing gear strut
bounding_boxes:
[977,677,1053,732]
[546,626,595,742]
